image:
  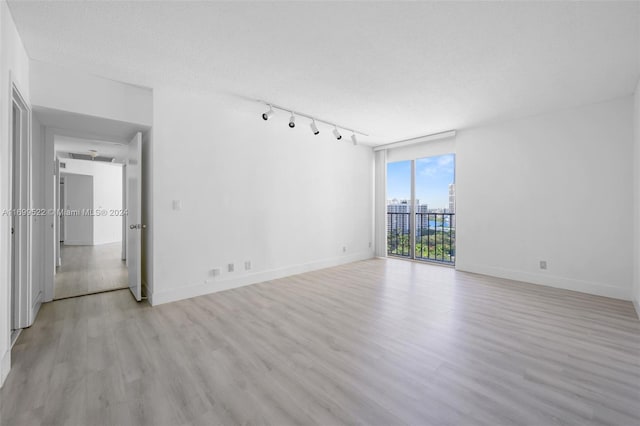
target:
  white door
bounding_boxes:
[11,102,20,331]
[11,87,32,330]
[63,174,94,245]
[127,132,142,301]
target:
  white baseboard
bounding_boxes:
[455,262,632,301]
[31,290,43,325]
[151,251,374,306]
[0,349,10,388]
[63,240,92,246]
[142,279,151,304]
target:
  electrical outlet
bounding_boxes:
[342,246,347,253]
[228,263,234,272]
[539,260,547,270]
[244,261,251,271]
[211,268,221,277]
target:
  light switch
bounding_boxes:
[172,200,182,211]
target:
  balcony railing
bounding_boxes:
[416,213,455,263]
[387,212,411,257]
[387,212,455,264]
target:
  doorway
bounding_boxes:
[54,141,128,299]
[386,153,456,264]
[29,107,148,304]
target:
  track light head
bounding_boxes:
[288,112,296,128]
[262,105,274,120]
[333,127,342,140]
[310,120,320,135]
[351,133,357,146]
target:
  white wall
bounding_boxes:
[150,88,374,304]
[30,116,44,320]
[0,0,30,387]
[456,96,634,300]
[92,162,123,245]
[633,80,640,317]
[374,149,387,257]
[30,60,153,127]
[386,135,456,163]
[60,158,123,245]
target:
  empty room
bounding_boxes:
[0,1,639,425]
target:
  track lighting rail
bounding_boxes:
[258,100,369,137]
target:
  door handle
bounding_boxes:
[129,224,137,230]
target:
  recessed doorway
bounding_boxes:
[31,107,150,304]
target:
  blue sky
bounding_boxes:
[387,153,455,209]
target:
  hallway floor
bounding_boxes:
[54,242,127,299]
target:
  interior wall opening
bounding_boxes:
[30,106,150,305]
[54,140,127,300]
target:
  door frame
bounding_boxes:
[59,176,66,244]
[121,164,127,261]
[8,75,34,332]
[42,130,147,303]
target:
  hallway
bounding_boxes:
[55,242,127,299]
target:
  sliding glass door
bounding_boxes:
[387,154,456,264]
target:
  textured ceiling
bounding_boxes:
[55,134,128,164]
[8,1,640,144]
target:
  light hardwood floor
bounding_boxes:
[1,258,639,425]
[54,242,128,299]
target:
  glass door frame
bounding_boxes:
[386,154,455,265]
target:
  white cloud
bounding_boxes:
[417,154,454,177]
[437,155,454,166]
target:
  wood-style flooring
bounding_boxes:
[54,242,127,299]
[1,258,639,425]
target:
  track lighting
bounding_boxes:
[310,120,320,135]
[262,105,274,120]
[257,101,367,145]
